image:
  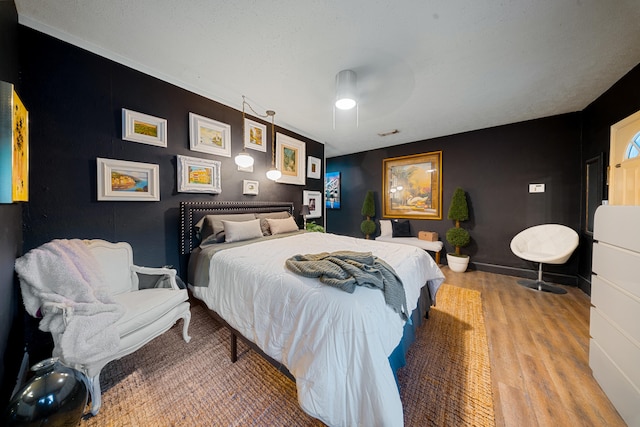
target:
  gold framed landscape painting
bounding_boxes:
[177,155,221,194]
[383,151,442,220]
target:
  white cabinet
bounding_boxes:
[590,205,640,426]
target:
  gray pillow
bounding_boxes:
[196,213,257,243]
[255,211,291,235]
[222,219,263,243]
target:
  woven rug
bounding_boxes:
[80,284,494,426]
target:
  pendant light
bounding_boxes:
[235,97,255,168]
[265,109,282,181]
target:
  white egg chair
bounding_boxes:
[510,224,579,294]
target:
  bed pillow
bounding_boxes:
[379,220,393,237]
[255,211,291,235]
[391,219,412,237]
[222,219,263,243]
[196,213,257,243]
[267,216,299,235]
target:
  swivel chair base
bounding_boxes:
[517,262,567,294]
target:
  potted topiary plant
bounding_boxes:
[360,190,376,239]
[445,187,471,272]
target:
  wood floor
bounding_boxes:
[442,267,627,427]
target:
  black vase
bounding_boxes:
[5,357,88,426]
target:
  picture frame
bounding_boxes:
[122,108,167,147]
[382,151,442,220]
[307,156,321,179]
[275,132,306,185]
[244,118,267,152]
[0,81,29,203]
[189,112,231,157]
[177,155,221,194]
[97,157,159,201]
[243,179,259,195]
[325,171,341,209]
[303,190,322,218]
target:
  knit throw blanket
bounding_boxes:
[15,239,125,368]
[286,251,409,321]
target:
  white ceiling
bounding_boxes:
[14,0,640,157]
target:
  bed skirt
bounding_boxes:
[389,284,431,386]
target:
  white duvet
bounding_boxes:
[189,232,445,427]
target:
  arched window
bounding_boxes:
[625,132,640,159]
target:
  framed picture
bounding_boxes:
[307,156,321,179]
[243,180,259,195]
[275,132,306,185]
[303,190,322,218]
[97,157,160,201]
[325,171,341,209]
[244,118,267,152]
[122,108,167,147]
[0,81,29,203]
[189,112,231,157]
[383,151,442,220]
[177,155,221,194]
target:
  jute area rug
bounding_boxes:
[80,284,494,426]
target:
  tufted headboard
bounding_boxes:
[179,201,295,255]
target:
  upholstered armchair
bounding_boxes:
[16,239,191,416]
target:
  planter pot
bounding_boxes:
[447,254,470,273]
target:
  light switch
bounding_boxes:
[529,183,545,193]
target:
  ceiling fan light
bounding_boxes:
[335,69,357,110]
[234,151,254,168]
[266,168,282,181]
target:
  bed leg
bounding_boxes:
[231,332,238,362]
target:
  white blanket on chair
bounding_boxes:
[15,239,125,367]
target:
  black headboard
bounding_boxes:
[179,201,295,255]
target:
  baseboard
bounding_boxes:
[470,261,579,286]
[577,274,592,296]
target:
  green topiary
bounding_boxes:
[360,190,376,239]
[361,219,376,236]
[446,187,471,256]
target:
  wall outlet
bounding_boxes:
[529,183,545,193]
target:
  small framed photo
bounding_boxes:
[177,155,221,194]
[189,112,231,157]
[122,108,167,147]
[303,190,322,218]
[97,157,160,201]
[243,180,259,195]
[244,118,267,152]
[307,156,321,179]
[275,132,306,185]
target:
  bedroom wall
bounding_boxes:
[327,113,583,284]
[577,63,640,294]
[0,0,25,404]
[17,26,324,277]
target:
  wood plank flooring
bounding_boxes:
[442,267,627,427]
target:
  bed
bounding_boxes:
[180,201,445,426]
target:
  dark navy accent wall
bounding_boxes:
[328,113,583,284]
[0,0,25,405]
[18,26,324,277]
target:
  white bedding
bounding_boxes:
[189,232,445,426]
